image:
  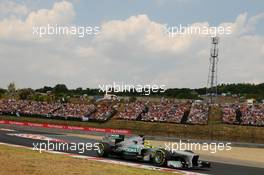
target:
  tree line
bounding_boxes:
[0,83,263,101]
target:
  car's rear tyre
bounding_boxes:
[97,142,111,157]
[153,149,170,166]
[201,161,211,168]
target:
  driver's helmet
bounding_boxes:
[144,140,153,148]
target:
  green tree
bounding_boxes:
[7,82,16,97]
[7,82,16,93]
[53,84,68,94]
[0,88,7,98]
[18,88,35,100]
[35,86,53,93]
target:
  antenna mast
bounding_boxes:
[207,37,219,104]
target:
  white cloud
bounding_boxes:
[97,15,209,56]
[0,1,29,16]
[0,1,75,40]
[26,1,75,26]
[75,46,96,58]
[0,1,263,89]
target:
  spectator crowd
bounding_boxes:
[0,99,114,122]
[118,101,208,124]
[118,101,146,120]
[1,99,263,126]
[187,104,209,125]
[222,103,264,126]
[141,102,190,123]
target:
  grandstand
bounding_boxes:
[222,103,264,126]
[0,99,116,122]
[1,98,263,126]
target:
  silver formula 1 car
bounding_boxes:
[96,135,211,169]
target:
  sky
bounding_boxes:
[0,0,264,89]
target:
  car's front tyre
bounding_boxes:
[153,149,171,166]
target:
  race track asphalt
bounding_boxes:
[0,124,263,175]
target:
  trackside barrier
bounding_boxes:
[0,120,131,135]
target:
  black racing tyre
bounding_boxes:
[96,142,111,157]
[153,149,171,166]
[201,161,211,168]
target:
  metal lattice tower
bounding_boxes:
[206,37,219,104]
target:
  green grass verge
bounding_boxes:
[0,144,177,175]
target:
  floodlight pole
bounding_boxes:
[207,37,219,104]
